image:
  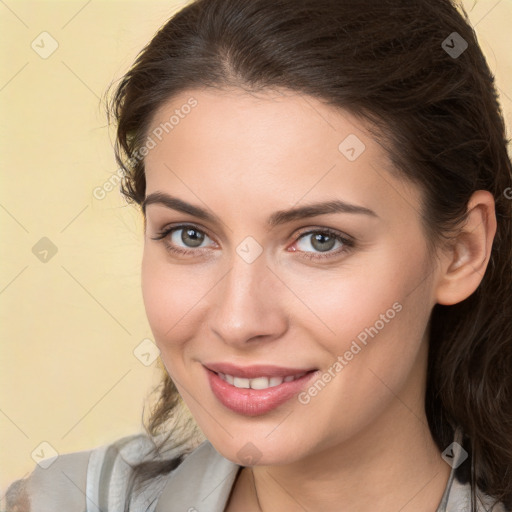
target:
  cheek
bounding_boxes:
[292,276,432,443]
[289,244,433,374]
[140,249,208,351]
[278,254,411,348]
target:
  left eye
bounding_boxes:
[291,229,354,259]
[295,231,343,253]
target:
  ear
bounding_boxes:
[435,190,497,306]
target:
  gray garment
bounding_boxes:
[5,429,509,512]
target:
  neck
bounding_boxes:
[249,419,450,511]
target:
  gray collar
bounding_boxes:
[435,427,463,512]
[155,440,241,512]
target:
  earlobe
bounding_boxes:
[435,190,497,306]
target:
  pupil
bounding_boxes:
[183,228,204,247]
[312,233,335,252]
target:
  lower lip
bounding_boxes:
[205,367,318,416]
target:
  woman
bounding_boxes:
[6,0,512,510]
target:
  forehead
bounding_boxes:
[143,87,422,225]
[145,87,370,164]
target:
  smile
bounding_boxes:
[217,372,308,389]
[203,363,319,416]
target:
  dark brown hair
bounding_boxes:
[105,0,512,509]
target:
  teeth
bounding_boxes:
[269,376,284,386]
[217,372,307,389]
[233,377,251,388]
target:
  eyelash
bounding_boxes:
[150,224,355,261]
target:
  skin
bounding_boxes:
[141,87,496,512]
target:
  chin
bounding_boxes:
[206,432,313,467]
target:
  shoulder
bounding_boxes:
[439,427,511,512]
[5,448,91,512]
[4,433,188,512]
[446,476,510,512]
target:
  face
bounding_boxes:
[141,87,440,466]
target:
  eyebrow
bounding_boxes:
[142,192,378,227]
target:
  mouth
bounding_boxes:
[215,371,309,390]
[203,362,319,416]
[204,362,317,379]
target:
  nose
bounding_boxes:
[208,250,289,347]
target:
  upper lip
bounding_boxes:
[203,362,316,379]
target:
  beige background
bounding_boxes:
[1,0,511,499]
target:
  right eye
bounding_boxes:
[151,224,216,256]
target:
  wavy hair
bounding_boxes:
[104,0,512,508]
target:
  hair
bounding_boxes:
[104,0,512,509]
